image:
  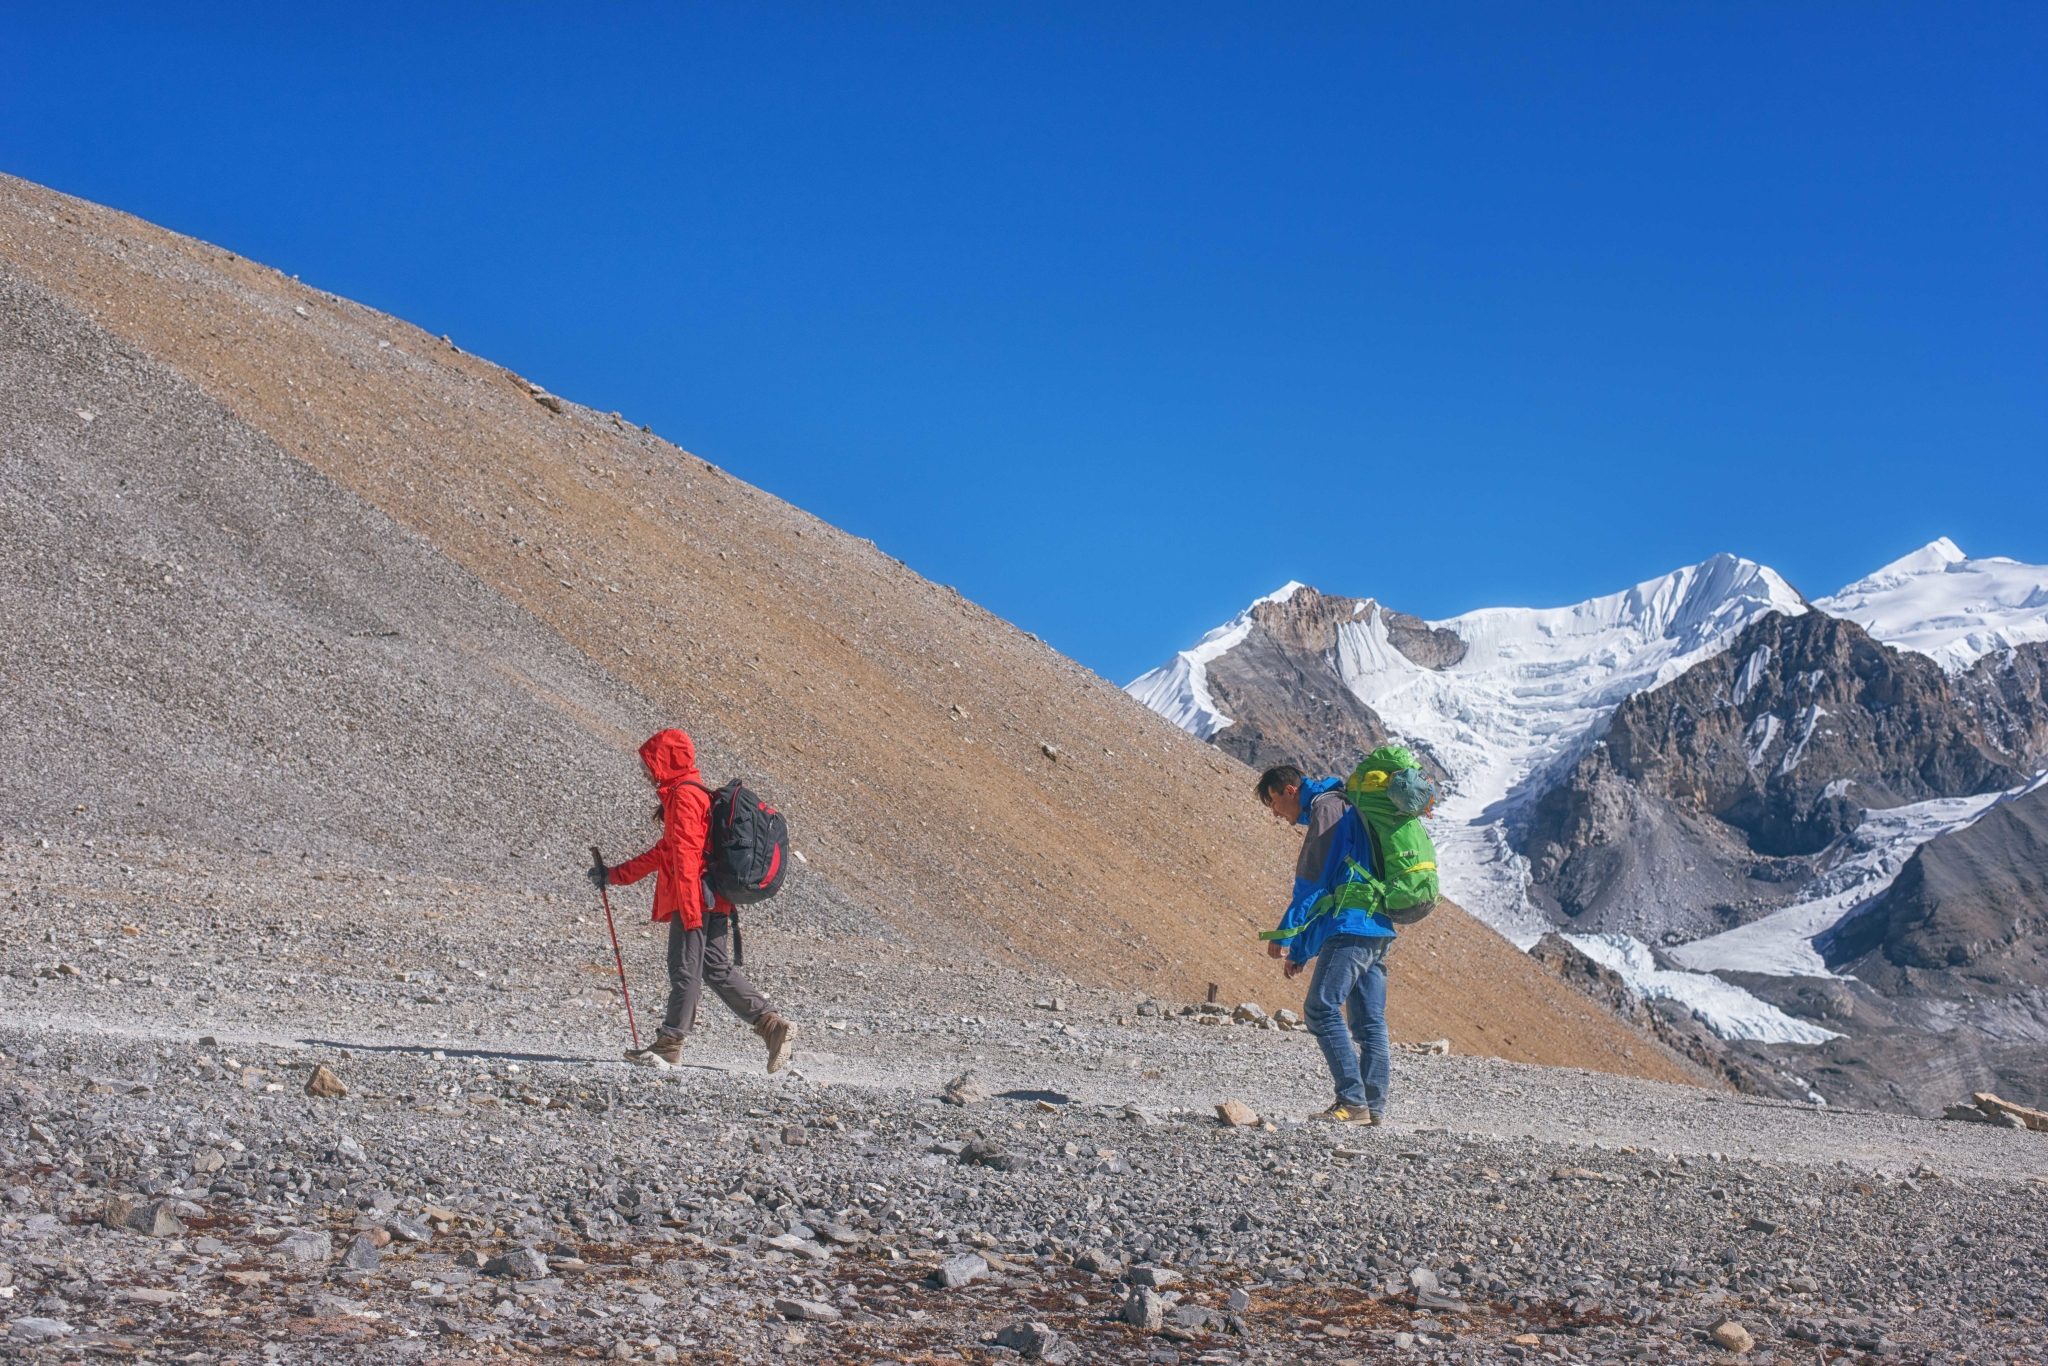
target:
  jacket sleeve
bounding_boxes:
[608,842,662,887]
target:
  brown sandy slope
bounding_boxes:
[0,173,1697,1086]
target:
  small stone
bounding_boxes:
[280,1231,334,1263]
[941,1072,991,1106]
[1711,1320,1755,1354]
[341,1233,383,1270]
[1409,1266,1441,1294]
[781,1126,808,1145]
[1131,1265,1182,1287]
[813,1222,866,1245]
[388,1214,432,1243]
[996,1320,1070,1361]
[304,1065,348,1098]
[1231,1002,1266,1022]
[1394,1332,1417,1349]
[1274,1008,1300,1026]
[120,1287,177,1305]
[109,1191,178,1234]
[774,1298,842,1322]
[1215,1101,1259,1127]
[932,1253,988,1289]
[485,1246,551,1280]
[100,1192,143,1231]
[1074,1247,1122,1275]
[335,1134,368,1164]
[766,1234,831,1262]
[1228,1288,1251,1312]
[8,1318,73,1343]
[1123,1286,1166,1331]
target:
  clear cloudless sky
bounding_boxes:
[6,4,2044,683]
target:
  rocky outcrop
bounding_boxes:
[1524,611,2041,931]
[1203,587,1459,777]
[1824,782,2048,989]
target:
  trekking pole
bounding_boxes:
[589,845,641,1052]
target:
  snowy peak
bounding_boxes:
[1816,539,2048,673]
[1124,581,1306,740]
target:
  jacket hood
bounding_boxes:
[639,729,700,788]
[1297,775,1346,824]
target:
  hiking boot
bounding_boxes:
[648,1034,684,1066]
[1309,1104,1377,1125]
[754,1012,795,1074]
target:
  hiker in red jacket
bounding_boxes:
[589,729,795,1071]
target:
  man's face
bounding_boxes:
[1263,785,1301,823]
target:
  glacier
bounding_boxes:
[1816,537,2048,673]
[1330,553,1806,943]
[1562,932,1843,1046]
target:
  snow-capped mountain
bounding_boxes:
[1129,553,1809,942]
[1335,553,1807,940]
[1127,540,2048,1093]
[1816,538,2048,673]
[1128,540,2048,943]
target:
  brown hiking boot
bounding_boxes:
[648,1034,684,1066]
[754,1012,795,1074]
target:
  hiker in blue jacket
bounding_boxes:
[1256,764,1395,1125]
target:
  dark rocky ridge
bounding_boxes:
[1204,587,1460,778]
[1827,781,2048,983]
[1523,611,2046,935]
[1515,614,2048,1115]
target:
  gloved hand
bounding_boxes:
[587,860,609,892]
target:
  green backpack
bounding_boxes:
[1329,745,1441,926]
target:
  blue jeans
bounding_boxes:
[1305,934,1391,1113]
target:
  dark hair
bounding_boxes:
[1254,764,1305,803]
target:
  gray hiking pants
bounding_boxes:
[658,912,772,1040]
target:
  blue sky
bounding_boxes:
[6,4,2043,683]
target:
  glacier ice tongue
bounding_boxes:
[1669,772,2046,978]
[1562,933,1843,1045]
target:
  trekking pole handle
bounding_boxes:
[590,844,640,1052]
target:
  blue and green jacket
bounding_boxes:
[1266,776,1394,964]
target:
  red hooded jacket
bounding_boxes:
[607,729,733,930]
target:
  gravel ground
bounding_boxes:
[5,838,2046,1366]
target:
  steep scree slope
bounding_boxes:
[0,174,1690,1082]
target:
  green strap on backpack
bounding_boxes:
[1334,745,1441,926]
